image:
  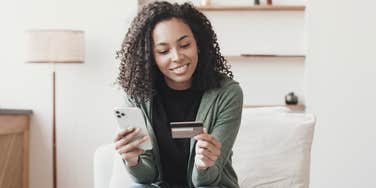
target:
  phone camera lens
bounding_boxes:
[121,113,125,116]
[116,111,120,114]
[117,115,121,118]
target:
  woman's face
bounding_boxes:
[152,18,199,90]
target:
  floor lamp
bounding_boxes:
[25,29,85,188]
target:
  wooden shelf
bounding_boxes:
[196,5,306,11]
[243,104,306,111]
[225,54,306,60]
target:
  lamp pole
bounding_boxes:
[25,29,85,188]
[52,69,57,188]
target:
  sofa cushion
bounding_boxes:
[97,107,315,188]
[232,108,315,188]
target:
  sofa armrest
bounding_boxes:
[94,143,134,188]
[94,144,115,188]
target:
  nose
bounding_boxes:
[171,48,182,62]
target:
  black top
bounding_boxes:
[152,81,203,186]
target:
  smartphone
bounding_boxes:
[170,121,203,139]
[114,107,152,150]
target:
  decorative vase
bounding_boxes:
[255,0,260,5]
[285,92,298,105]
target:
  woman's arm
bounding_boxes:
[191,84,243,186]
[120,96,158,183]
[124,149,158,183]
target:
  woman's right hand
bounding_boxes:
[114,127,149,167]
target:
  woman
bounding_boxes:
[114,1,243,188]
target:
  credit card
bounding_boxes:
[170,121,203,139]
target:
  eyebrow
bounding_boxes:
[155,35,189,47]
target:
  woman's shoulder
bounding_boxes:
[218,77,242,94]
[203,76,243,104]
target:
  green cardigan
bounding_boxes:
[124,78,243,187]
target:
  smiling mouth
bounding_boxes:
[169,63,190,71]
[168,63,190,74]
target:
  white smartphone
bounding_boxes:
[114,107,152,150]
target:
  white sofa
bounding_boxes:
[94,107,315,188]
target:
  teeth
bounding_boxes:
[171,64,188,74]
[171,64,187,70]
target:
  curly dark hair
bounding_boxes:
[116,1,233,103]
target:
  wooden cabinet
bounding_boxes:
[0,109,32,188]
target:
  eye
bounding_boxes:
[181,43,191,48]
[157,50,169,55]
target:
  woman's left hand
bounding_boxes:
[194,129,222,171]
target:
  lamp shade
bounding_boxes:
[25,29,85,63]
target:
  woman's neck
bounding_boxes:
[164,77,192,91]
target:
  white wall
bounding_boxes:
[0,0,137,187]
[0,0,306,187]
[305,1,376,187]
